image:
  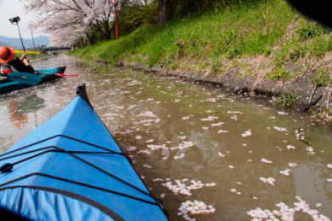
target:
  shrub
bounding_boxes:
[267,67,292,80]
[277,93,298,107]
[312,68,332,87]
[296,23,329,41]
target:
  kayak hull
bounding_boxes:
[0,85,168,221]
[0,66,66,94]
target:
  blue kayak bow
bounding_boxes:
[0,84,168,221]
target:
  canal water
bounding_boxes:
[0,55,331,221]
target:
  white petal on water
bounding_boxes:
[280,169,291,176]
[211,122,224,127]
[138,111,157,118]
[217,129,229,134]
[153,178,163,182]
[161,178,216,196]
[247,196,330,221]
[146,98,155,102]
[182,116,192,120]
[259,177,276,186]
[179,135,187,140]
[127,104,138,110]
[178,200,216,221]
[277,111,289,116]
[306,146,315,155]
[230,115,238,121]
[147,144,167,151]
[227,111,242,114]
[327,164,332,169]
[145,139,154,143]
[288,162,298,168]
[143,164,152,169]
[171,141,195,151]
[174,153,185,160]
[241,130,252,138]
[137,149,151,155]
[218,152,226,158]
[127,80,142,86]
[205,182,217,187]
[200,116,219,121]
[286,145,296,150]
[206,98,217,103]
[273,126,288,132]
[260,158,273,164]
[127,146,137,151]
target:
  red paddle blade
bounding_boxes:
[56,73,80,77]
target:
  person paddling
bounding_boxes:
[0,46,36,74]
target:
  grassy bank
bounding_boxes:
[73,0,331,65]
[72,0,332,122]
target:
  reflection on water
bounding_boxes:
[8,101,28,129]
[6,94,45,129]
[16,94,45,114]
[0,55,331,220]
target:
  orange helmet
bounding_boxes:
[0,46,15,64]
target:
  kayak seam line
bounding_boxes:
[0,173,160,206]
[0,134,124,157]
[0,146,152,197]
[0,146,118,162]
[0,185,124,221]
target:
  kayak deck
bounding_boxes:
[0,85,168,221]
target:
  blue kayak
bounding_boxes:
[0,85,168,221]
[0,66,66,94]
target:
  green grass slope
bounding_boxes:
[73,0,332,78]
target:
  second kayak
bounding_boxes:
[0,66,66,94]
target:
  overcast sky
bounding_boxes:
[0,0,46,38]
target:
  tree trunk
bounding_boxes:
[158,0,177,25]
[113,10,120,39]
[158,0,168,25]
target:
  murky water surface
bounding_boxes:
[0,55,331,220]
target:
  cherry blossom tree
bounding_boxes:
[23,0,118,45]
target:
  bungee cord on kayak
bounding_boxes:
[0,134,125,157]
[0,173,161,206]
[0,145,158,199]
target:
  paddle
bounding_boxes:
[56,73,80,77]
